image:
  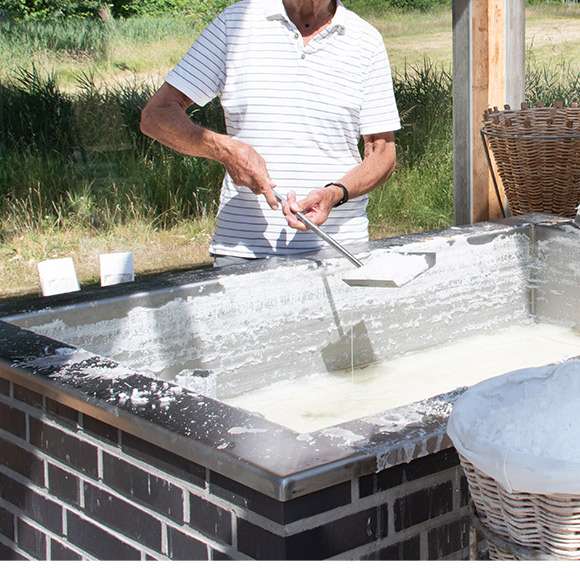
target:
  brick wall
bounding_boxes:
[0,378,474,560]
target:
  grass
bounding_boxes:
[0,219,215,298]
[0,4,579,298]
[0,17,199,90]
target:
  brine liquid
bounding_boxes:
[224,323,580,433]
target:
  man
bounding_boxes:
[141,0,400,267]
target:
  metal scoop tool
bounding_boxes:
[274,192,436,287]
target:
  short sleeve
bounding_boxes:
[359,39,401,135]
[165,13,227,106]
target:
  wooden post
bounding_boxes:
[453,0,525,225]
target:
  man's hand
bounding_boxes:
[220,140,278,210]
[282,186,342,231]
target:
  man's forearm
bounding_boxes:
[140,101,232,163]
[331,137,396,203]
[140,84,279,208]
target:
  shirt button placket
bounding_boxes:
[290,27,305,59]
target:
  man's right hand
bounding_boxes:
[219,139,278,210]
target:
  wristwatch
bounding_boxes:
[325,182,349,207]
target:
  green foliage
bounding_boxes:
[392,60,452,166]
[3,0,234,21]
[109,0,192,18]
[368,60,453,231]
[0,16,198,78]
[187,0,232,23]
[2,0,455,21]
[2,0,103,19]
[0,68,75,153]
[526,0,580,5]
[3,0,570,23]
[368,140,453,232]
[385,0,449,11]
[0,69,224,232]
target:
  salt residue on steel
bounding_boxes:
[12,346,185,409]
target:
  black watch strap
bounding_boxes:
[325,182,349,207]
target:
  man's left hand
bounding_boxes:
[282,186,342,231]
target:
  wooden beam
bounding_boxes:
[453,0,525,225]
[471,0,493,222]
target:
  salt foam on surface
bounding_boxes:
[448,359,580,494]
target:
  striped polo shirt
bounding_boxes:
[166,0,401,258]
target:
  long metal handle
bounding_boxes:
[274,192,364,268]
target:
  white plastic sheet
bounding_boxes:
[447,359,580,495]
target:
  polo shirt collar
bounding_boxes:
[264,0,347,33]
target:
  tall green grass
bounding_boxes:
[0,61,579,239]
[368,61,453,231]
[0,19,111,58]
[344,0,450,15]
[0,68,224,234]
[526,61,580,104]
[0,16,199,77]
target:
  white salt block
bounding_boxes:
[99,252,134,287]
[342,252,433,288]
[37,258,80,297]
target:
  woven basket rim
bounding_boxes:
[483,105,580,117]
[481,127,580,141]
[482,105,580,140]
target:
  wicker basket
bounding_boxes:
[460,454,580,560]
[481,103,580,218]
[471,513,554,561]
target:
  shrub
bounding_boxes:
[2,0,103,19]
[109,0,193,18]
[3,0,234,20]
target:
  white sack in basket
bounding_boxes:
[447,359,580,495]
